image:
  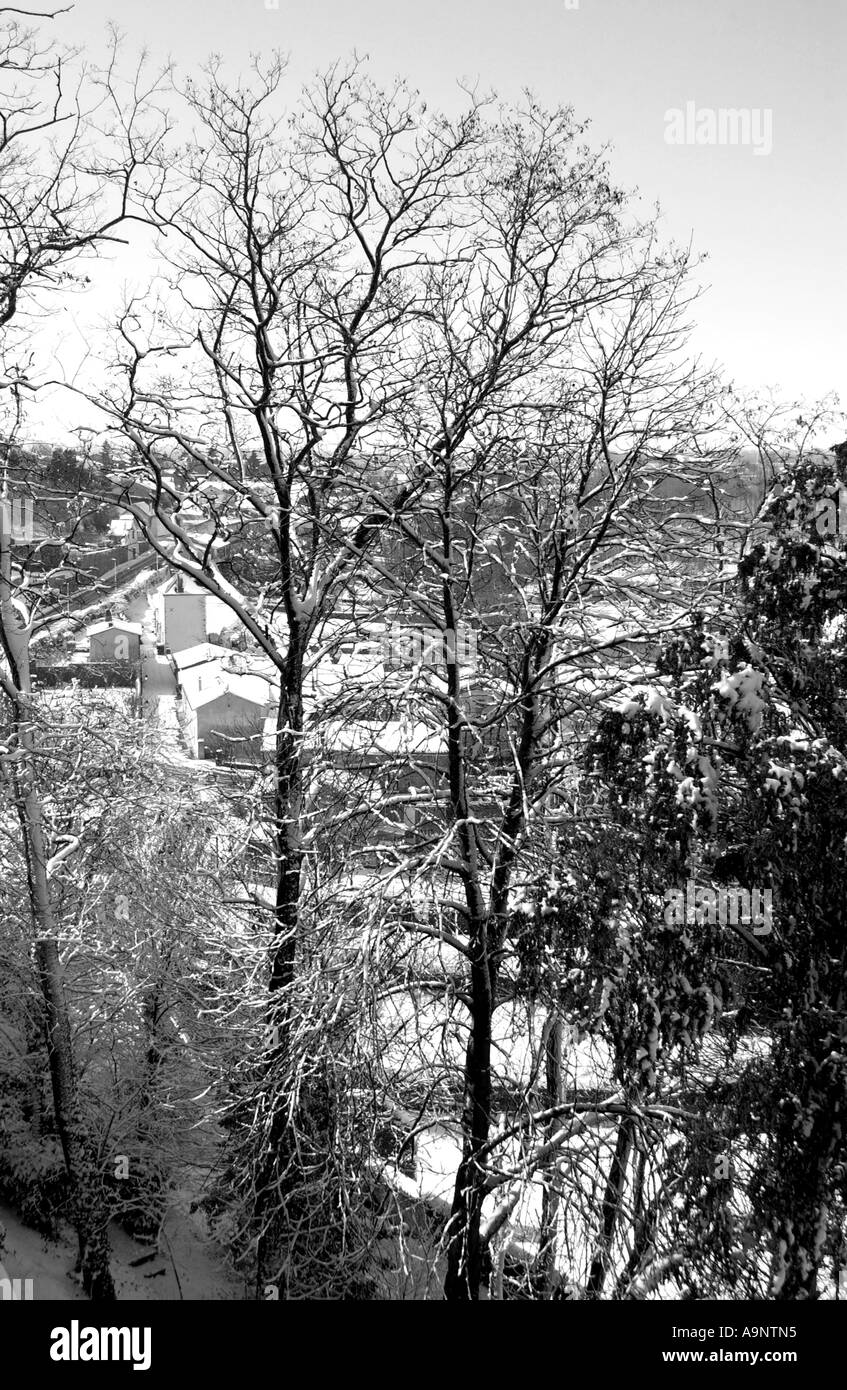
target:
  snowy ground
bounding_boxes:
[0,1196,244,1301]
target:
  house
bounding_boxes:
[179,668,272,759]
[86,619,142,663]
[171,644,279,703]
[170,642,235,691]
[124,500,177,550]
[107,515,141,550]
[155,580,207,654]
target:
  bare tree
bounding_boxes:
[0,6,166,1296]
[74,57,489,1290]
[78,64,730,1298]
[342,106,723,1297]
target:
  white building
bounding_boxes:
[170,642,234,690]
[87,619,142,663]
[155,581,207,654]
[179,667,272,760]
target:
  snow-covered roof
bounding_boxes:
[171,642,234,671]
[317,718,445,757]
[305,652,385,701]
[181,528,230,551]
[161,577,207,598]
[181,668,271,711]
[86,620,143,636]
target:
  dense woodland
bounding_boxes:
[0,6,845,1302]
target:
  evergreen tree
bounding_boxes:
[577,438,847,1298]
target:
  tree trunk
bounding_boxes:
[537,1012,563,1291]
[444,933,494,1300]
[1,552,115,1300]
[586,1114,633,1298]
[255,677,311,1291]
[22,794,116,1300]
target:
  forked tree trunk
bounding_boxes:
[14,769,116,1299]
[1,558,115,1300]
[32,935,115,1299]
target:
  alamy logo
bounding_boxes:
[664,103,773,156]
[50,1321,152,1372]
[0,498,34,542]
[0,1276,34,1299]
[381,625,477,668]
[664,879,773,936]
[814,487,847,536]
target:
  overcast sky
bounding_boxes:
[28,0,847,437]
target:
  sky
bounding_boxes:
[20,0,847,437]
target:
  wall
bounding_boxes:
[163,593,206,653]
[89,629,141,663]
[196,693,265,759]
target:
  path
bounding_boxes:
[130,582,230,780]
[0,1200,244,1301]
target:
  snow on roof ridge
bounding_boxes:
[181,667,271,709]
[86,619,143,635]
